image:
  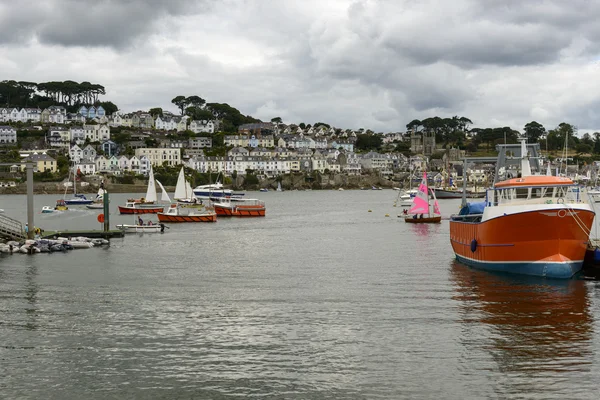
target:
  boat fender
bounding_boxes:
[545,199,553,204]
[470,239,477,253]
[557,198,564,204]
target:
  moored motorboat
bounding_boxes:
[118,165,166,214]
[449,138,594,279]
[213,198,266,217]
[41,206,54,213]
[116,223,167,233]
[86,203,104,210]
[118,201,164,214]
[157,204,217,222]
[54,199,68,211]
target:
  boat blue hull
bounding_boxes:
[64,200,93,205]
[455,254,582,279]
[193,190,245,199]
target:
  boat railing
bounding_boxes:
[450,213,483,222]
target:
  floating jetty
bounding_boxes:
[42,230,125,239]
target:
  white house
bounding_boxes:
[189,120,216,134]
[139,156,151,175]
[47,126,70,148]
[83,124,110,142]
[69,126,86,145]
[95,155,109,173]
[41,106,66,124]
[109,113,123,127]
[0,125,17,144]
[69,145,83,162]
[154,115,178,131]
[135,148,181,167]
[75,161,96,175]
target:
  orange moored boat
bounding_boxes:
[213,198,265,217]
[157,204,217,223]
[450,139,594,279]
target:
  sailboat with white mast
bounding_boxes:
[174,167,199,204]
[118,165,166,214]
[64,164,93,205]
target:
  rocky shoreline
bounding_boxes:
[0,174,401,195]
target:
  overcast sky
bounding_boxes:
[1,0,600,133]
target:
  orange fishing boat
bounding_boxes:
[450,138,594,279]
[157,204,217,223]
[213,198,265,217]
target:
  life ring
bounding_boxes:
[558,209,567,218]
[470,239,478,253]
[557,198,564,204]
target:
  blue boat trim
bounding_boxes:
[455,254,583,279]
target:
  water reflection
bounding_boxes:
[451,262,593,395]
[24,262,39,331]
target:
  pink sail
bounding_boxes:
[433,200,441,215]
[409,172,429,214]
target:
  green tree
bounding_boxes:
[149,107,163,118]
[97,101,118,115]
[186,95,206,108]
[270,117,282,123]
[171,95,187,115]
[523,121,545,143]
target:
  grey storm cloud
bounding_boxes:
[0,0,209,48]
[1,0,600,131]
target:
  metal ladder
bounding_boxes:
[0,213,25,241]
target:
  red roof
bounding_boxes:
[494,176,573,188]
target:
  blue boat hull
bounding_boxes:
[64,199,93,205]
[455,254,582,279]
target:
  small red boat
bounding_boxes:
[157,204,217,222]
[118,201,164,214]
[213,198,265,217]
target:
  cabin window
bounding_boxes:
[515,188,528,199]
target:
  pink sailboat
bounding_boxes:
[405,171,442,224]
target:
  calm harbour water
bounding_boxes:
[1,190,600,399]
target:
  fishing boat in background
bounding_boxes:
[193,172,245,200]
[259,188,269,192]
[117,218,167,233]
[449,138,594,279]
[41,206,54,213]
[404,172,442,224]
[118,166,165,214]
[157,204,217,223]
[213,198,266,217]
[86,203,104,210]
[54,199,68,211]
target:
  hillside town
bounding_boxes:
[0,104,451,183]
[0,103,596,191]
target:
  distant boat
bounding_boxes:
[157,203,217,223]
[118,165,165,214]
[213,198,266,217]
[174,167,199,204]
[64,165,93,205]
[116,223,167,233]
[259,188,269,192]
[41,206,54,214]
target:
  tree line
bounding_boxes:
[0,80,117,114]
[166,95,259,133]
